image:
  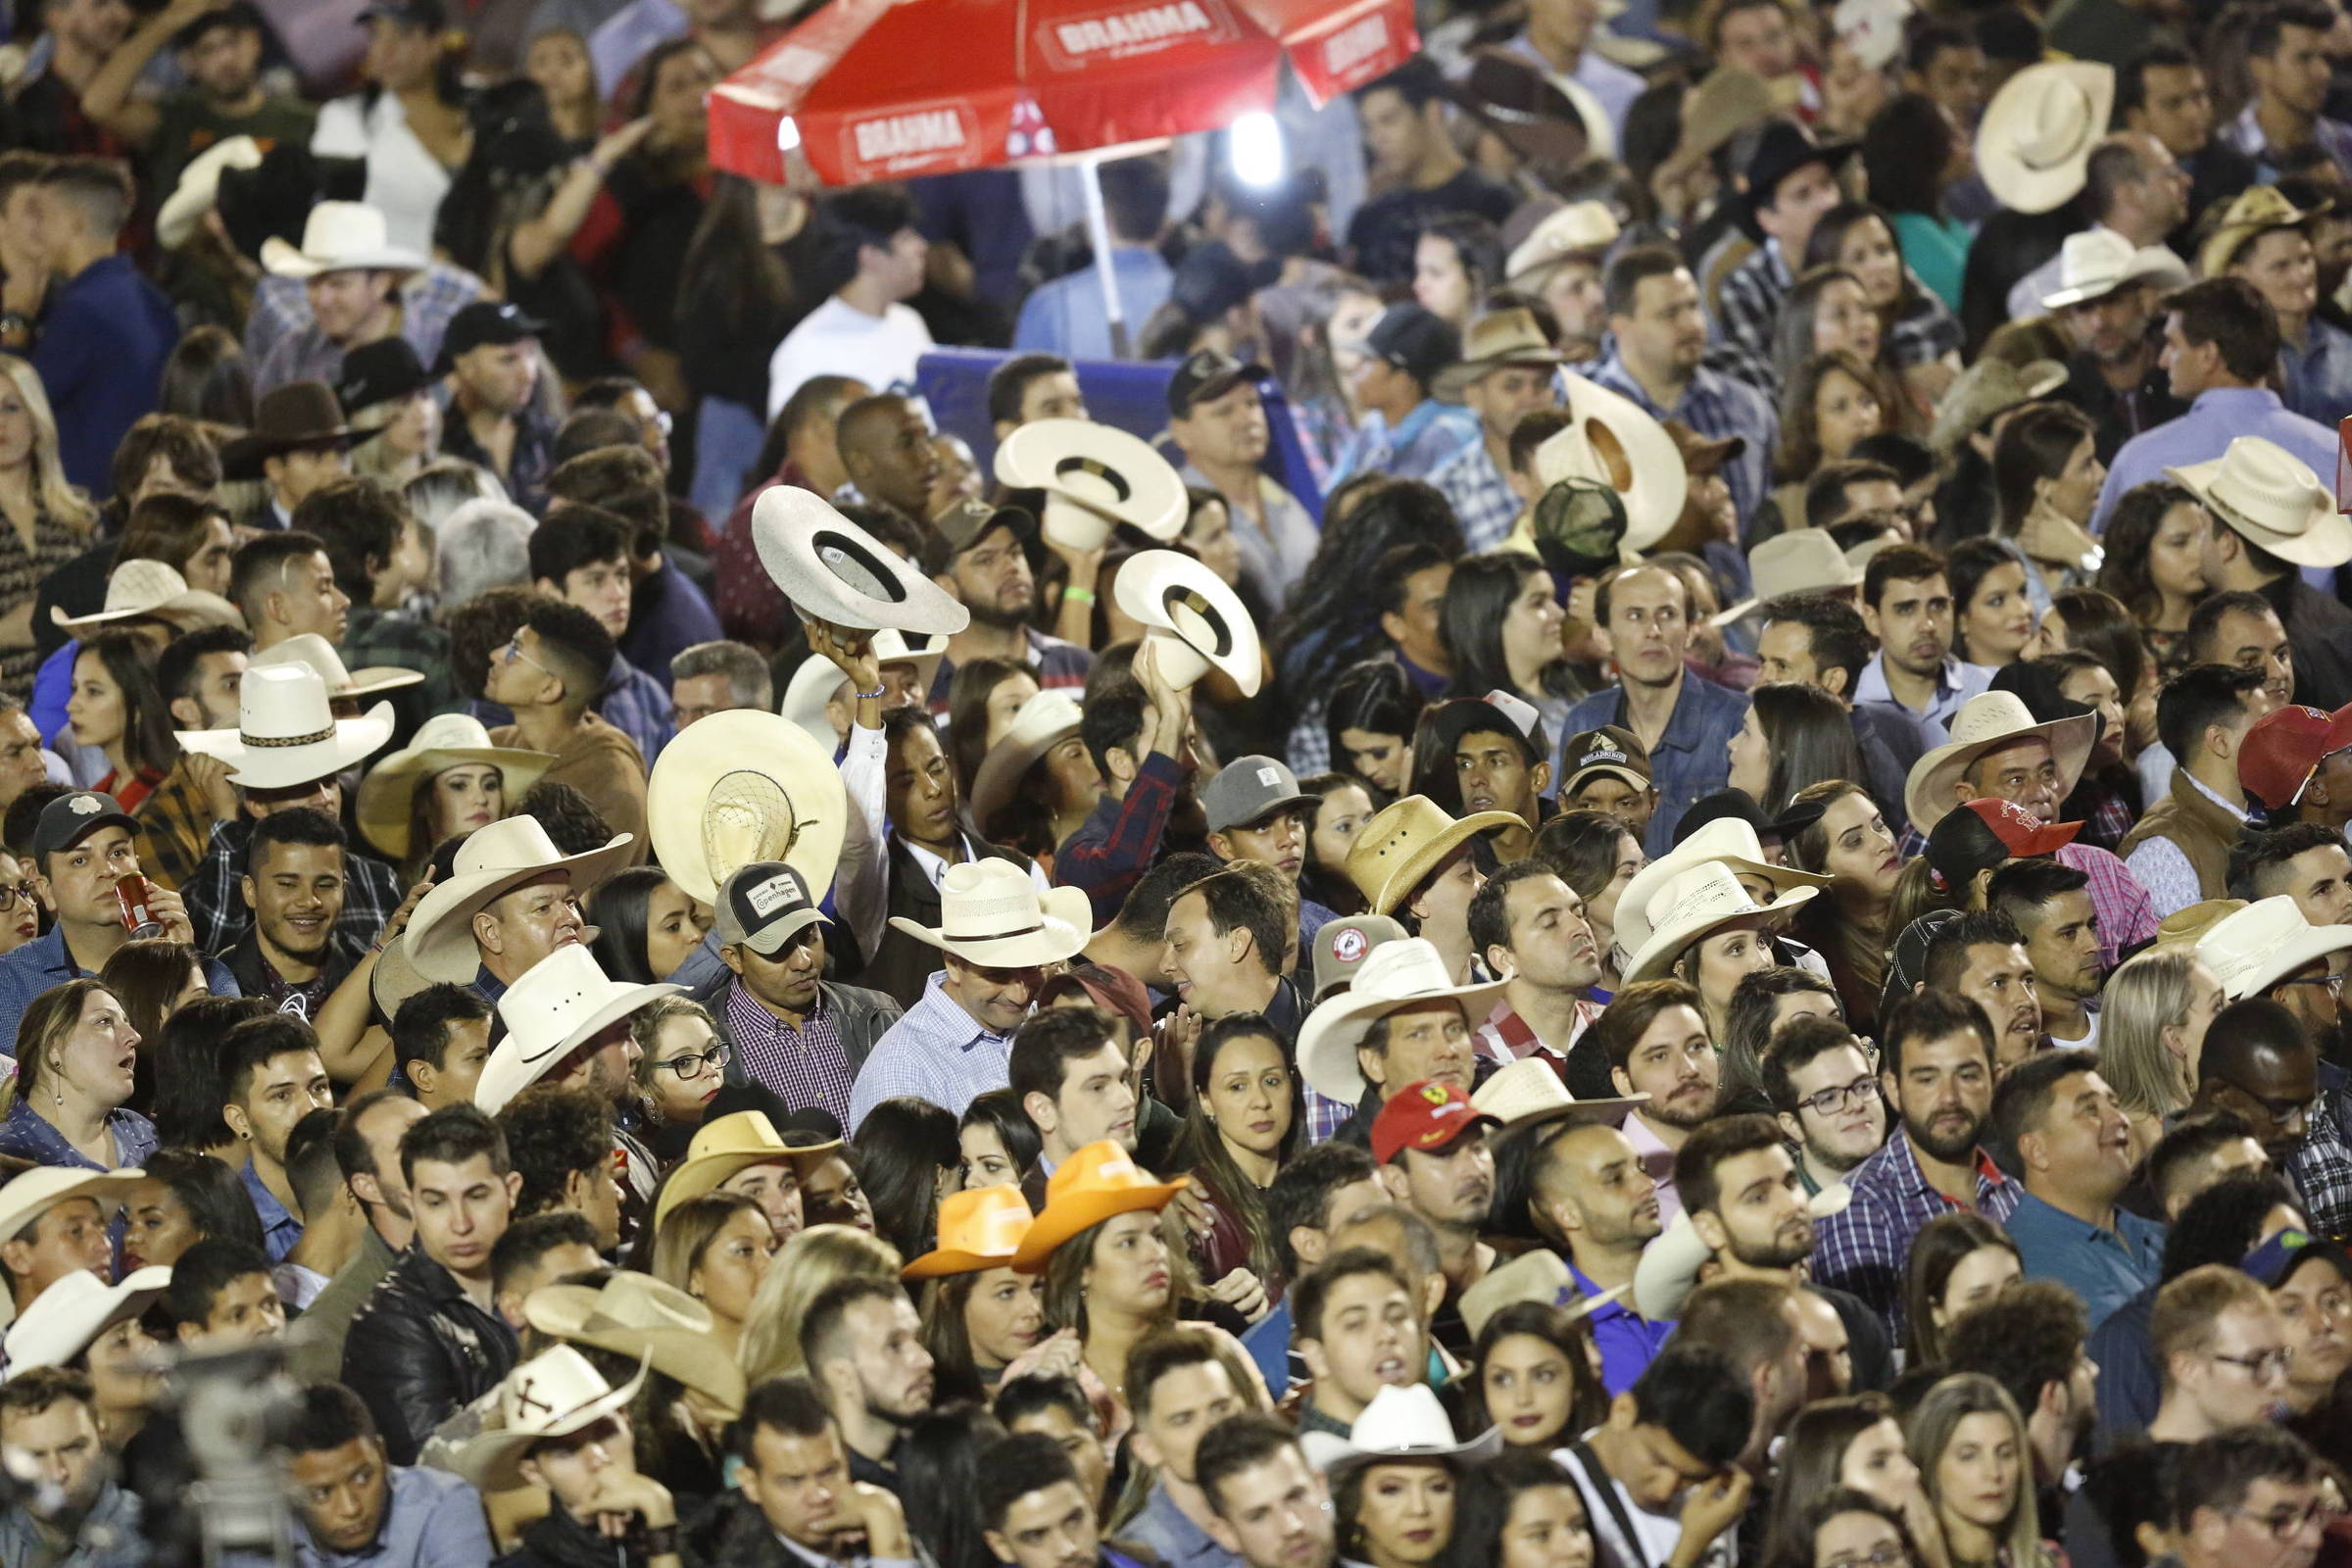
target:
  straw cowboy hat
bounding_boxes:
[2040,228,2190,311]
[52,559,240,634]
[1471,1056,1646,1130]
[1297,938,1508,1104]
[1298,1384,1502,1473]
[1653,68,1801,192]
[1633,1183,1855,1319]
[524,1271,745,1412]
[647,709,849,906]
[2167,437,2352,570]
[1929,357,2067,455]
[2156,898,2246,952]
[158,134,262,250]
[970,690,1085,827]
[356,712,554,861]
[994,418,1188,553]
[219,380,361,480]
[2,1265,169,1376]
[1505,201,1621,288]
[751,486,970,639]
[0,1169,145,1330]
[1623,862,1817,985]
[1614,816,1832,963]
[403,815,638,983]
[904,1186,1036,1280]
[452,1345,649,1493]
[369,931,434,1019]
[778,629,945,749]
[1114,550,1264,697]
[1904,689,2099,834]
[1538,376,1688,557]
[252,633,422,702]
[1011,1142,1189,1271]
[2199,186,2317,279]
[173,662,394,790]
[261,200,425,276]
[1710,529,1863,626]
[1978,61,2114,215]
[1458,1249,1629,1342]
[1346,796,1523,917]
[2195,896,2352,1001]
[477,945,682,1115]
[656,1110,841,1228]
[1435,308,1571,400]
[887,860,1092,970]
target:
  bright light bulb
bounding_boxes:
[1230,111,1284,188]
[776,116,804,153]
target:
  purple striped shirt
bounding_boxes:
[725,980,856,1125]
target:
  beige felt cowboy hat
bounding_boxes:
[355,712,554,861]
[1652,68,1802,192]
[1505,201,1622,288]
[1904,690,2100,834]
[1622,861,1816,985]
[451,1345,650,1493]
[2195,896,2352,1002]
[887,859,1092,969]
[1011,1142,1188,1271]
[655,1109,841,1228]
[2040,228,2190,312]
[778,629,946,749]
[260,200,425,276]
[1539,375,1688,557]
[1614,815,1831,963]
[172,662,394,790]
[970,689,1086,828]
[1434,308,1570,400]
[158,134,262,251]
[1458,1248,1630,1341]
[524,1271,745,1412]
[403,815,637,983]
[1296,937,1507,1104]
[647,709,848,906]
[1345,795,1522,917]
[1471,1056,1646,1130]
[1710,529,1863,626]
[52,559,241,634]
[0,1169,146,1331]
[252,632,422,701]
[1977,61,2115,215]
[1298,1384,1503,1473]
[2167,437,2352,570]
[751,486,970,639]
[477,945,682,1115]
[994,418,1188,552]
[1,1265,169,1375]
[1633,1183,1855,1319]
[1114,549,1264,697]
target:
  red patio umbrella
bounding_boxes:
[708,0,1419,350]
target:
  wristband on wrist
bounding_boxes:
[640,1523,679,1557]
[1063,586,1096,605]
[856,684,887,701]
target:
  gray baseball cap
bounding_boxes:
[1200,755,1318,835]
[714,861,825,956]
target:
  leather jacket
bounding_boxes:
[342,1242,520,1465]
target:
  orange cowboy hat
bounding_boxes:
[1011,1143,1187,1273]
[904,1186,1037,1280]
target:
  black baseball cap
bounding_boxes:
[174,1,266,48]
[334,336,431,418]
[1674,788,1826,847]
[1167,348,1269,419]
[1365,304,1461,391]
[431,301,546,374]
[31,792,137,865]
[934,498,1037,557]
[714,861,825,956]
[358,0,449,28]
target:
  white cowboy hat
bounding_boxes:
[1977,61,2115,215]
[1114,549,1263,697]
[3,1265,170,1378]
[1471,1056,1646,1129]
[1297,938,1507,1105]
[2167,437,2352,570]
[52,559,241,633]
[778,630,946,750]
[1832,0,1913,71]
[2039,228,2190,311]
[750,486,970,638]
[260,200,426,276]
[172,663,394,790]
[1710,529,1863,626]
[524,1271,745,1413]
[252,633,422,701]
[886,859,1092,969]
[478,945,683,1114]
[993,418,1188,552]
[1539,375,1688,557]
[1505,201,1621,286]
[1458,1248,1630,1341]
[0,1169,145,1331]
[1622,861,1816,985]
[1613,816,1832,964]
[1633,1183,1855,1320]
[646,709,848,906]
[1298,1385,1502,1473]
[451,1345,650,1492]
[1904,690,2098,834]
[970,690,1086,828]
[2195,896,2352,1001]
[355,712,554,862]
[403,815,638,984]
[158,134,262,251]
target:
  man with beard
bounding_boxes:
[220,1015,338,1262]
[1469,864,1605,1064]
[1530,1119,1673,1393]
[281,1382,493,1566]
[1760,1014,1889,1195]
[1922,909,2046,1071]
[800,1277,937,1494]
[1813,989,2023,1337]
[1594,978,1724,1223]
[1672,1114,1896,1393]
[1856,545,1994,742]
[290,1089,427,1383]
[1987,860,2105,1049]
[223,808,368,1024]
[82,2,314,198]
[1370,1081,1499,1354]
[926,501,1093,716]
[0,1370,142,1564]
[1991,1050,2164,1328]
[2044,227,2188,462]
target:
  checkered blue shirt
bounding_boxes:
[1705,240,1791,397]
[1584,354,1778,537]
[244,266,485,395]
[1812,1126,2024,1338]
[1429,436,1523,553]
[847,969,1015,1133]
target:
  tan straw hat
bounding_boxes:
[355,712,553,861]
[2199,186,2317,279]
[523,1271,745,1412]
[646,709,848,905]
[52,559,241,633]
[1346,796,1522,917]
[1904,690,2102,833]
[1471,1056,1646,1130]
[1710,529,1863,626]
[1434,308,1570,399]
[251,632,422,701]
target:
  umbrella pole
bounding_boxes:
[1080,153,1130,359]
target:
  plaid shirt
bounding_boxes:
[441,400,560,517]
[2292,1084,2352,1240]
[186,818,407,957]
[1056,752,1182,926]
[1706,239,1791,397]
[1813,1127,2024,1336]
[1585,354,1777,536]
[725,977,855,1127]
[1429,436,1524,553]
[342,607,462,728]
[133,756,216,893]
[2060,841,2159,973]
[1473,996,1604,1066]
[244,267,485,393]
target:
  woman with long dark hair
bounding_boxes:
[1763,1397,1939,1568]
[312,0,470,256]
[958,1089,1043,1192]
[911,1187,1047,1401]
[1900,1212,2023,1370]
[1299,771,1378,917]
[68,630,175,811]
[1788,780,1899,1034]
[947,658,1041,796]
[1324,659,1427,798]
[899,1404,1009,1568]
[1946,537,2035,668]
[1435,1449,1596,1568]
[1170,1014,1303,1299]
[121,1147,267,1273]
[2093,480,2212,676]
[1858,95,1973,312]
[856,1097,962,1262]
[1775,352,1887,494]
[589,866,712,984]
[1460,1300,1607,1452]
[1808,202,1964,419]
[674,173,813,514]
[97,938,205,1116]
[1992,402,2104,614]
[1442,552,1575,738]
[1414,216,1505,335]
[1727,683,1866,819]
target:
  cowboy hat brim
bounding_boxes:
[259,233,427,277]
[904,1243,1027,1280]
[523,1286,746,1413]
[1615,844,1833,963]
[53,589,243,633]
[217,424,365,481]
[1709,562,1864,628]
[2040,250,2189,312]
[752,486,971,638]
[355,743,556,861]
[2207,917,2352,1001]
[1977,62,2116,215]
[159,135,263,250]
[779,647,946,750]
[2,1265,172,1372]
[970,711,1085,829]
[648,710,849,906]
[1551,375,1689,556]
[474,977,685,1115]
[1300,1423,1506,1475]
[173,701,396,790]
[1470,1075,1649,1131]
[2165,457,2352,569]
[1433,345,1573,401]
[994,419,1189,544]
[886,884,1093,969]
[1116,551,1264,698]
[1297,976,1510,1104]
[0,1170,145,1331]
[1358,811,1526,917]
[1622,885,1818,985]
[1905,710,2099,834]
[340,665,427,698]
[404,831,640,984]
[451,1353,651,1493]
[1011,1174,1190,1272]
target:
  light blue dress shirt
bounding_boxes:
[1014,247,1175,363]
[845,969,1013,1131]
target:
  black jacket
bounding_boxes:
[342,1243,520,1465]
[499,1504,661,1568]
[683,1494,793,1568]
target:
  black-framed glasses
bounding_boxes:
[655,1044,730,1080]
[2227,1498,2344,1541]
[1798,1077,1879,1117]
[2277,972,2346,997]
[0,885,26,911]
[2210,1347,2294,1383]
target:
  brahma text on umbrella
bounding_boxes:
[1053,0,1216,58]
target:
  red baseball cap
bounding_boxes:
[1371,1080,1499,1165]
[2239,705,2352,811]
[1926,798,2081,889]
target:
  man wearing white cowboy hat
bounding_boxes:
[847,859,1093,1130]
[249,199,432,394]
[2174,436,2352,711]
[1298,937,1506,1149]
[402,813,636,999]
[451,1346,681,1565]
[2003,132,2189,324]
[1429,308,1567,552]
[2038,225,2191,464]
[0,1166,145,1331]
[479,944,682,1117]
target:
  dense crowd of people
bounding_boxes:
[0,0,2351,1564]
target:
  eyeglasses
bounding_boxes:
[655,1043,730,1080]
[2276,972,2346,997]
[1823,1547,1911,1568]
[2228,1499,2345,1541]
[502,633,555,678]
[2210,1347,2295,1383]
[1798,1077,1879,1117]
[0,885,26,911]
